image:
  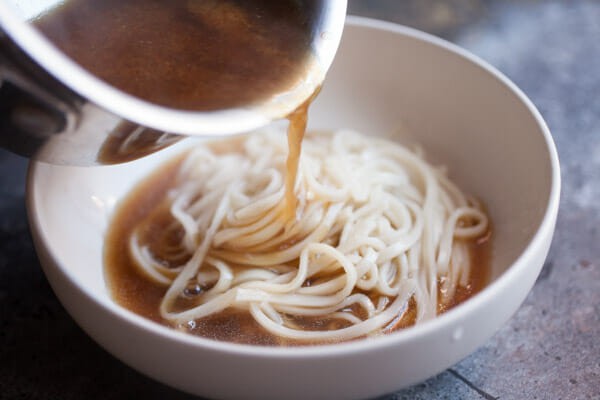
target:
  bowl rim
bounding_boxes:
[26,15,561,359]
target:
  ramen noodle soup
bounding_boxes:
[105,129,491,346]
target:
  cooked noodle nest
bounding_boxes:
[129,129,488,341]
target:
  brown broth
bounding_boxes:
[104,139,492,346]
[34,0,316,111]
[284,94,311,219]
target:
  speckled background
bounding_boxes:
[1,1,599,399]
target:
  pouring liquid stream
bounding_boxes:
[284,87,321,221]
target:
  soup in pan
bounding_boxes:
[34,0,318,111]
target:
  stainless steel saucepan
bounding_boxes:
[0,0,346,165]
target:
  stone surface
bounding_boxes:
[1,1,599,399]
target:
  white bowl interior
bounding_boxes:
[27,18,558,400]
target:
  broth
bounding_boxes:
[104,138,492,346]
[284,90,318,219]
[34,0,317,111]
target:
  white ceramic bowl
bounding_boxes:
[26,17,560,400]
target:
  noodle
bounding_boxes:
[128,129,488,341]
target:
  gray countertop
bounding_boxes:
[1,1,599,399]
